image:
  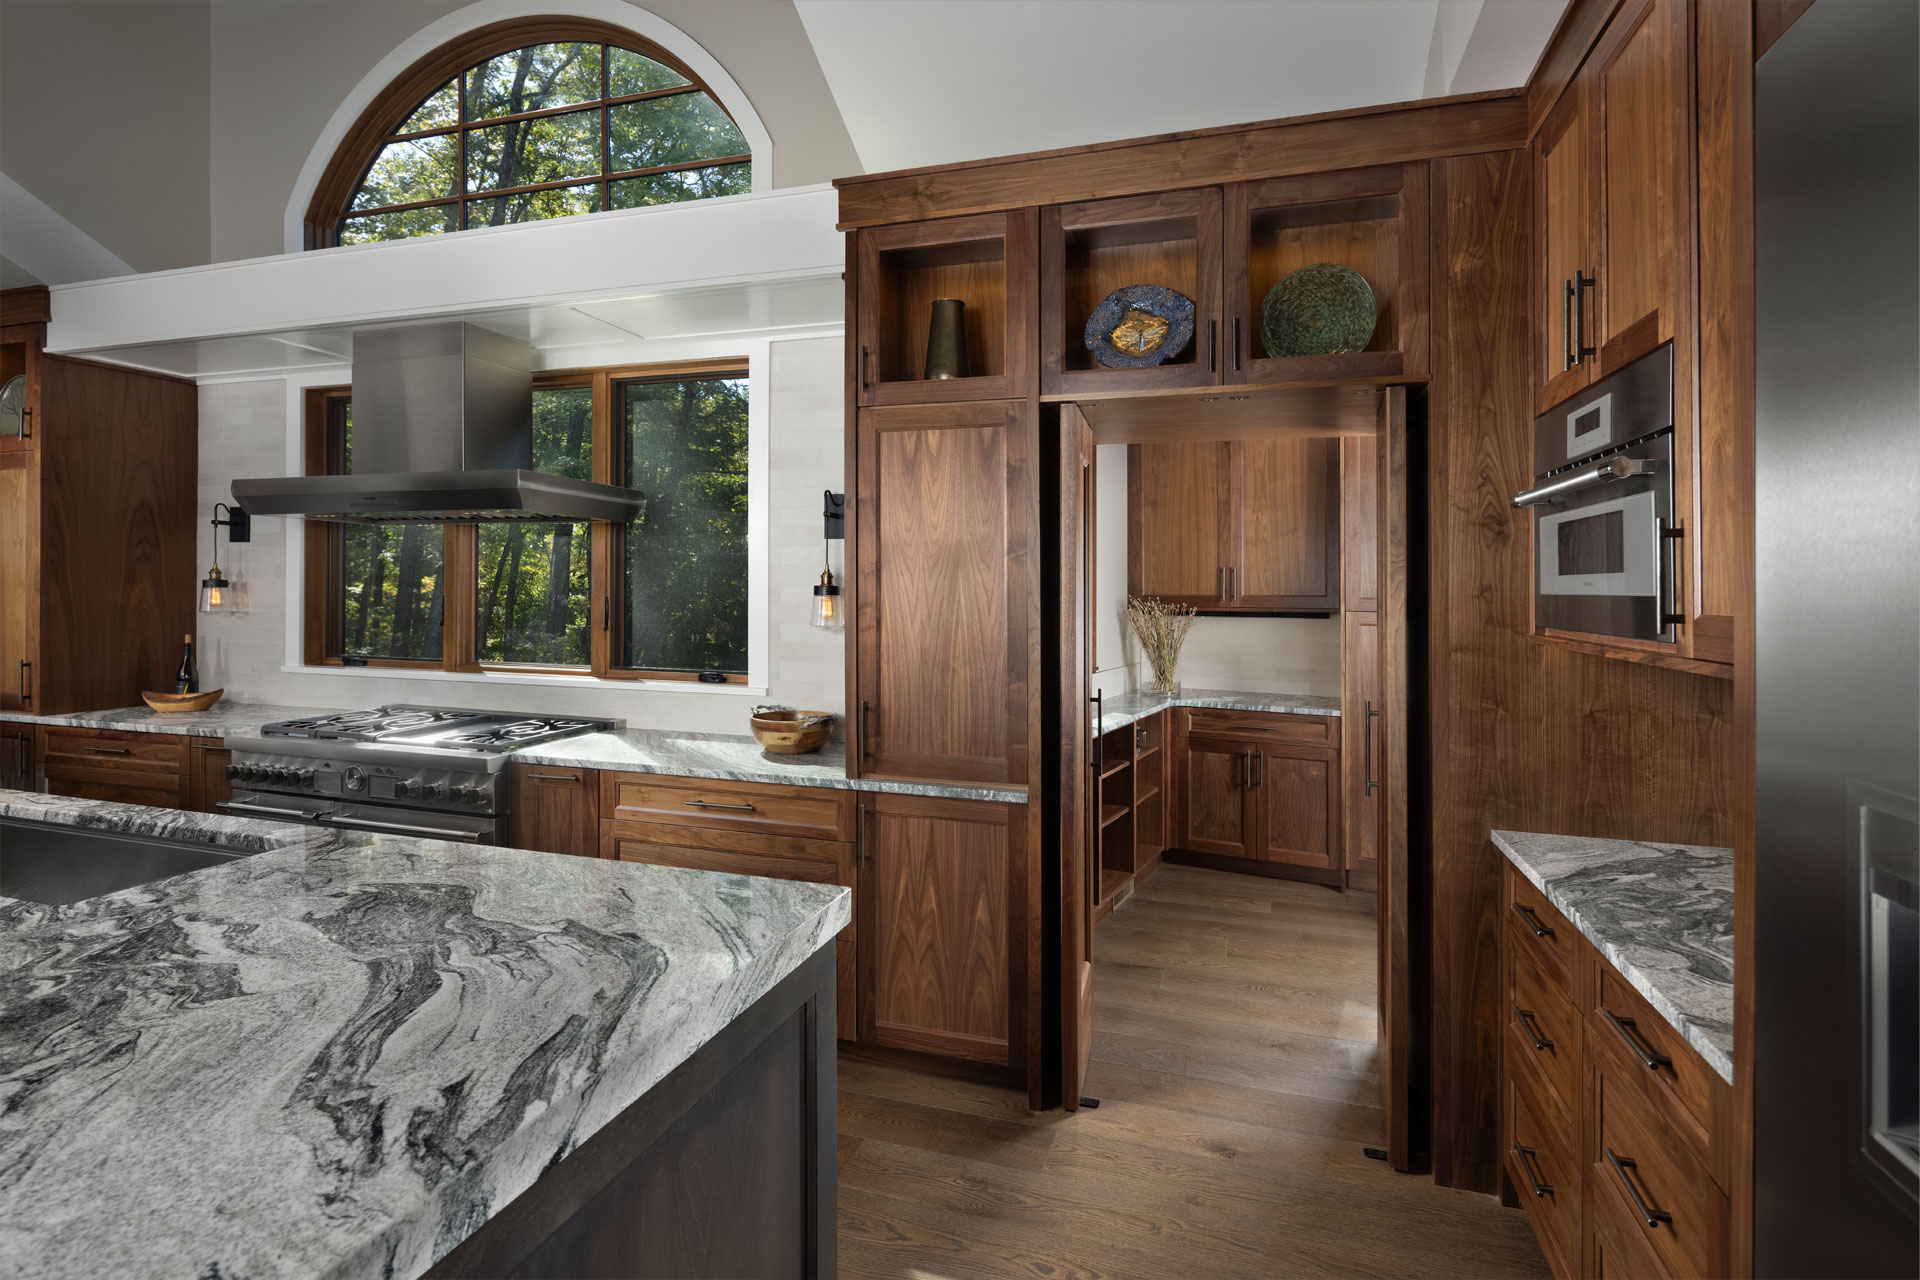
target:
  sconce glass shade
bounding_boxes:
[199,568,232,613]
[811,566,842,631]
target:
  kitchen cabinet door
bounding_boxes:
[1342,611,1382,888]
[1236,436,1339,610]
[1534,81,1595,412]
[858,794,1023,1067]
[1253,743,1340,869]
[0,723,32,790]
[1127,441,1236,608]
[1339,435,1380,613]
[508,763,601,857]
[1174,735,1254,858]
[0,452,34,711]
[189,744,232,815]
[853,399,1034,785]
[1589,0,1687,372]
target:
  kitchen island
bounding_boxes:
[0,789,848,1280]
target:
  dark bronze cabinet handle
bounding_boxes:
[1254,750,1263,789]
[1231,317,1243,371]
[1512,1141,1553,1198]
[17,659,28,703]
[859,344,871,391]
[856,802,868,868]
[1601,1009,1673,1072]
[1511,901,1555,938]
[1512,1004,1554,1052]
[1605,1148,1671,1227]
[19,407,29,440]
[1363,700,1381,795]
[1207,318,1217,373]
[527,772,579,783]
[84,746,132,756]
[685,799,755,812]
[1574,270,1596,363]
[859,699,874,763]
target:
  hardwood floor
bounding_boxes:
[838,863,1547,1279]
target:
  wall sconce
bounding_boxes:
[200,502,250,613]
[812,490,844,631]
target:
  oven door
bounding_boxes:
[1533,476,1676,643]
[221,792,500,844]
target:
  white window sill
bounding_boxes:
[280,665,767,697]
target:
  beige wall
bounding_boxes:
[0,0,211,272]
[194,335,847,731]
[207,0,860,262]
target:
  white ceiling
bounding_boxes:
[795,0,1566,176]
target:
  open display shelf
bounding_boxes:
[1091,708,1170,925]
[1226,163,1428,386]
[1042,190,1222,397]
[855,210,1033,406]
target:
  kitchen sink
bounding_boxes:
[0,819,254,907]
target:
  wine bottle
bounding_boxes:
[175,634,198,695]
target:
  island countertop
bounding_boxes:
[0,789,850,1280]
[1491,829,1734,1083]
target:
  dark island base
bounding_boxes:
[427,948,838,1280]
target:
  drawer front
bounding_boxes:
[1591,965,1717,1153]
[1505,1072,1580,1278]
[1506,935,1582,1118]
[1504,862,1576,996]
[1592,1054,1728,1279]
[1179,708,1334,745]
[1587,1163,1675,1279]
[601,772,855,841]
[41,728,188,776]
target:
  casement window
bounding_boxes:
[306,21,751,249]
[301,360,750,682]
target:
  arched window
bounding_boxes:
[306,19,750,248]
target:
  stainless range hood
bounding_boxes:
[233,322,645,523]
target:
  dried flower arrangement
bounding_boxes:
[1126,595,1197,695]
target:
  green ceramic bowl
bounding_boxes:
[1260,263,1377,359]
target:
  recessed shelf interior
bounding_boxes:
[873,235,1007,384]
[1061,216,1202,373]
[1,343,26,386]
[1245,193,1400,361]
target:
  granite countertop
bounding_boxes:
[0,789,851,1280]
[0,705,1028,805]
[0,703,344,739]
[1491,829,1734,1084]
[1095,687,1343,734]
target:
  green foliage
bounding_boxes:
[336,41,748,246]
[622,377,749,673]
[476,387,594,666]
[336,401,445,660]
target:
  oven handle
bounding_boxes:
[318,811,484,841]
[217,799,324,823]
[1510,455,1661,508]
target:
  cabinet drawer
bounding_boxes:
[1590,963,1718,1157]
[1506,936,1581,1119]
[1179,708,1333,744]
[41,728,188,776]
[1587,1161,1675,1279]
[601,772,855,841]
[1504,862,1577,997]
[1505,1071,1579,1279]
[1592,1050,1728,1279]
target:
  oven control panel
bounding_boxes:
[226,754,502,815]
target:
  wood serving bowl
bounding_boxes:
[142,688,225,713]
[749,709,835,755]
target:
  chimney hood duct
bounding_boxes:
[232,322,646,523]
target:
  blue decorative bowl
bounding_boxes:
[1084,285,1196,369]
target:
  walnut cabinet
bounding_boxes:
[1170,708,1342,874]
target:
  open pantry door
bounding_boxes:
[1377,387,1415,1168]
[1058,403,1097,1112]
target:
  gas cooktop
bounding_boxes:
[260,706,618,754]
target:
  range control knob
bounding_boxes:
[419,783,444,803]
[343,766,366,793]
[225,764,242,781]
[296,769,315,787]
[395,780,418,800]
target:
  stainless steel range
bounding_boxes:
[221,706,621,843]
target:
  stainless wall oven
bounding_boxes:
[1513,343,1679,644]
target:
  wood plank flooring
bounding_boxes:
[838,862,1547,1279]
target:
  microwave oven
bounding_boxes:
[1513,343,1680,644]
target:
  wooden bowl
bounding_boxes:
[749,709,835,755]
[142,688,224,713]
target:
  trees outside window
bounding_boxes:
[305,363,750,682]
[308,23,751,249]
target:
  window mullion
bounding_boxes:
[444,524,478,671]
[590,370,615,677]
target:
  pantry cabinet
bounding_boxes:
[1170,709,1341,874]
[1128,437,1338,612]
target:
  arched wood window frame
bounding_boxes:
[303,17,751,249]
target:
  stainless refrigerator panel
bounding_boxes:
[1755,1,1920,1275]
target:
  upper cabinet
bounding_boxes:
[1041,189,1223,397]
[853,210,1036,406]
[1129,437,1338,613]
[1532,0,1690,413]
[1226,164,1429,386]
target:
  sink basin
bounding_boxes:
[0,819,253,907]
